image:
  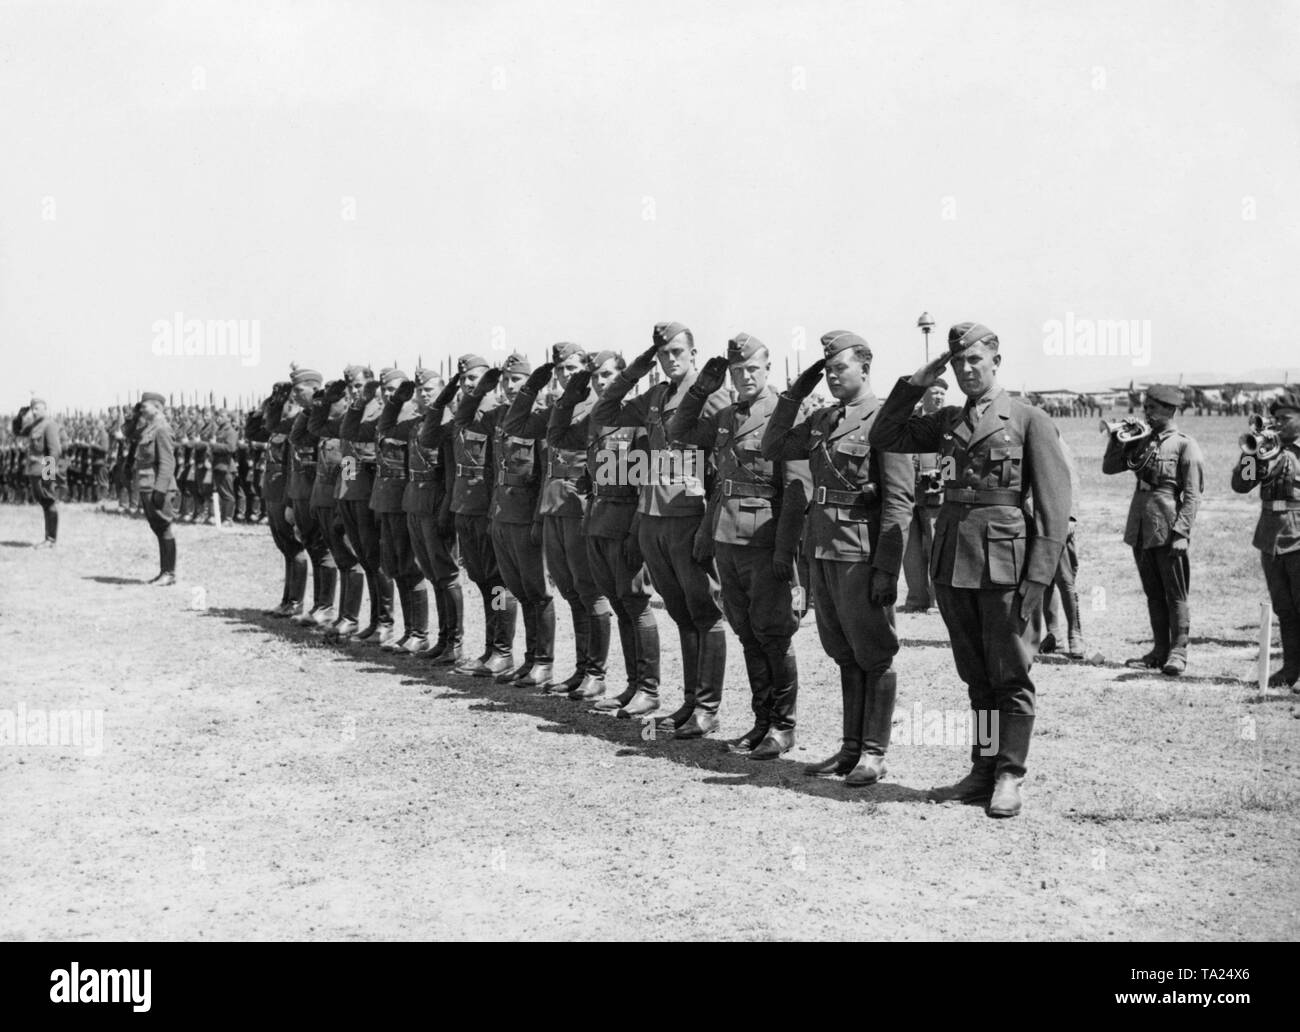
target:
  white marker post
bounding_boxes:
[1258,601,1274,691]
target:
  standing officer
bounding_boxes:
[592,322,729,738]
[506,344,613,698]
[90,418,110,505]
[306,375,365,640]
[870,322,1071,818]
[763,332,913,781]
[1041,432,1088,659]
[133,392,179,585]
[1232,389,1300,688]
[210,409,238,527]
[374,369,430,653]
[438,357,517,678]
[11,398,62,546]
[549,351,662,715]
[339,368,395,643]
[287,368,334,626]
[901,379,948,613]
[254,381,309,616]
[1103,384,1204,675]
[671,333,809,759]
[459,353,554,688]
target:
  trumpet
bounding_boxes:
[1099,417,1151,443]
[1240,415,1281,461]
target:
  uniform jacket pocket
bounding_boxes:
[985,520,1025,586]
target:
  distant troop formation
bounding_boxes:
[11,320,1299,817]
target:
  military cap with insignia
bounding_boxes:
[458,353,490,374]
[290,367,324,386]
[501,352,531,375]
[381,367,408,386]
[653,321,691,349]
[1270,388,1300,415]
[947,322,998,354]
[1145,384,1184,409]
[821,330,871,361]
[727,332,766,364]
[588,349,623,370]
[413,366,441,386]
[141,391,166,405]
[552,342,586,363]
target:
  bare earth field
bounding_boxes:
[1,415,1297,941]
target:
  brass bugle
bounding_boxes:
[1240,418,1281,460]
[1099,417,1151,443]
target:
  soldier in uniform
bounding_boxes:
[435,356,516,677]
[1232,389,1300,688]
[11,398,62,546]
[901,378,948,613]
[1041,432,1088,659]
[870,322,1072,818]
[591,322,729,738]
[90,418,110,505]
[305,375,365,640]
[133,392,179,585]
[763,332,913,782]
[257,379,309,617]
[549,351,662,716]
[210,409,238,527]
[505,344,613,698]
[458,353,554,688]
[672,333,810,759]
[340,369,396,643]
[1103,383,1204,675]
[374,369,430,652]
[176,412,195,521]
[286,369,335,625]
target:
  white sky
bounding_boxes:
[2,0,1297,409]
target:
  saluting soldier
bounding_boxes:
[1103,384,1204,675]
[11,397,62,546]
[549,351,662,715]
[286,369,335,625]
[132,392,179,585]
[901,378,948,613]
[305,374,365,640]
[258,379,309,617]
[339,369,395,643]
[1231,388,1300,688]
[870,322,1072,818]
[210,409,238,527]
[763,332,913,782]
[506,344,614,699]
[374,369,430,653]
[458,353,554,689]
[436,356,517,677]
[591,321,730,738]
[671,333,810,759]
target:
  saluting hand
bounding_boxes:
[392,379,416,405]
[475,368,503,396]
[362,380,380,402]
[909,351,952,389]
[787,359,827,401]
[560,369,592,405]
[323,379,348,404]
[523,363,555,396]
[626,341,661,381]
[432,373,460,410]
[692,356,730,397]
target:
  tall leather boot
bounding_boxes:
[401,584,430,654]
[520,598,556,689]
[988,712,1035,818]
[1275,612,1300,686]
[677,622,726,738]
[596,607,637,712]
[295,561,325,625]
[500,599,536,683]
[657,625,699,730]
[268,555,294,613]
[559,602,590,691]
[727,646,772,754]
[383,585,414,650]
[432,581,464,665]
[329,568,365,640]
[423,585,450,660]
[931,712,999,803]
[44,506,58,543]
[846,670,897,786]
[617,600,661,719]
[805,665,865,777]
[570,604,610,700]
[311,566,337,626]
[289,556,309,617]
[750,644,798,760]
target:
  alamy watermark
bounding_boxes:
[0,703,104,756]
[151,312,261,366]
[1043,312,1151,367]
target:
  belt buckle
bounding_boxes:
[1272,500,1288,511]
[723,479,734,497]
[814,485,827,505]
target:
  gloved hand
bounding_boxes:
[560,369,592,405]
[323,379,348,404]
[867,568,897,607]
[1169,534,1189,554]
[474,368,503,397]
[524,363,555,396]
[362,380,381,402]
[626,341,661,381]
[691,356,730,397]
[530,521,543,546]
[787,359,827,400]
[773,551,794,582]
[624,515,644,569]
[1017,580,1046,622]
[692,524,715,565]
[392,379,416,406]
[433,373,461,409]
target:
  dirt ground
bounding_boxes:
[2,414,1297,941]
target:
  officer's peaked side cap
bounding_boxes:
[948,322,998,352]
[291,368,324,385]
[821,331,870,360]
[457,354,489,373]
[590,349,622,369]
[654,321,691,348]
[1145,384,1184,408]
[141,391,165,405]
[502,352,531,375]
[381,368,408,386]
[728,333,765,363]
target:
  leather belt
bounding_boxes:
[456,463,484,478]
[814,484,878,507]
[723,479,776,499]
[501,472,536,488]
[1266,499,1300,511]
[410,470,440,484]
[595,485,636,499]
[550,462,587,480]
[943,487,1022,506]
[378,464,407,480]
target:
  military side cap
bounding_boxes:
[381,368,408,386]
[727,332,765,364]
[502,352,531,375]
[141,391,165,405]
[458,353,489,373]
[31,397,47,406]
[948,322,998,352]
[552,342,585,362]
[1145,384,1184,408]
[343,363,371,380]
[589,349,622,370]
[821,330,870,360]
[933,376,949,390]
[290,368,324,386]
[1270,388,1300,414]
[653,321,690,348]
[414,367,440,386]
